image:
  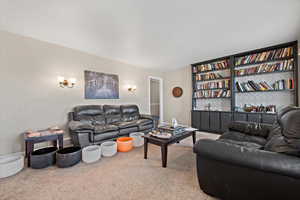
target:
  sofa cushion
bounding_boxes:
[103,105,121,124]
[218,139,263,149]
[220,131,267,146]
[94,124,119,134]
[264,133,300,156]
[93,131,118,142]
[114,121,138,129]
[119,127,139,136]
[228,121,271,138]
[136,119,152,126]
[69,121,94,131]
[120,105,140,122]
[73,105,105,125]
[139,124,153,131]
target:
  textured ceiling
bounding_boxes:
[0,0,300,70]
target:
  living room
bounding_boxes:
[1,1,300,200]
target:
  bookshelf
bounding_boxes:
[191,41,298,134]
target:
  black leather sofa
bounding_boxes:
[68,105,158,147]
[194,106,300,200]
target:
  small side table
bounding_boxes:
[24,130,64,167]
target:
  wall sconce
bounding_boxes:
[128,85,137,92]
[58,76,76,88]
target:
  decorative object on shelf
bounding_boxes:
[56,146,82,168]
[243,104,276,113]
[101,141,117,157]
[58,76,76,88]
[129,132,145,147]
[172,87,183,97]
[82,145,101,164]
[128,85,137,92]
[0,154,24,178]
[30,147,57,169]
[117,137,133,152]
[171,118,178,128]
[84,70,119,99]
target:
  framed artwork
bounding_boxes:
[84,70,119,99]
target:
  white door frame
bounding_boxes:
[148,76,163,123]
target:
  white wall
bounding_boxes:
[163,66,192,126]
[0,31,163,155]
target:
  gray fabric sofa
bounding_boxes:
[68,104,158,147]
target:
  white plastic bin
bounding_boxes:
[130,132,145,147]
[82,145,101,163]
[0,154,24,178]
[101,141,117,157]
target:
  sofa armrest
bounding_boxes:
[140,114,159,120]
[68,120,94,131]
[194,139,300,178]
[228,121,273,138]
[140,114,159,129]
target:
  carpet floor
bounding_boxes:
[0,132,218,200]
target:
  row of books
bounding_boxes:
[195,80,230,90]
[236,79,294,92]
[235,59,294,76]
[193,60,229,73]
[194,89,231,98]
[235,47,293,66]
[195,72,226,81]
[273,79,294,90]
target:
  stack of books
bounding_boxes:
[235,47,293,66]
[195,72,226,81]
[194,89,231,98]
[195,80,230,90]
[193,60,229,73]
[235,59,294,76]
[236,79,294,92]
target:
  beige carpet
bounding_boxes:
[0,132,218,200]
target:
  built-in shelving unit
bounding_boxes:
[191,41,298,134]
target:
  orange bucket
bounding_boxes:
[117,137,133,152]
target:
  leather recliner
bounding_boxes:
[68,104,158,147]
[194,106,300,200]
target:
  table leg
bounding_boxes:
[53,140,57,148]
[192,132,196,144]
[161,145,168,168]
[26,142,34,167]
[144,138,148,159]
[58,135,64,149]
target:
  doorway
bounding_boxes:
[149,76,163,123]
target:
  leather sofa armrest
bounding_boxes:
[228,121,272,138]
[68,120,94,131]
[140,114,159,121]
[140,114,159,129]
[194,139,300,179]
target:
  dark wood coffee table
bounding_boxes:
[143,130,196,168]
